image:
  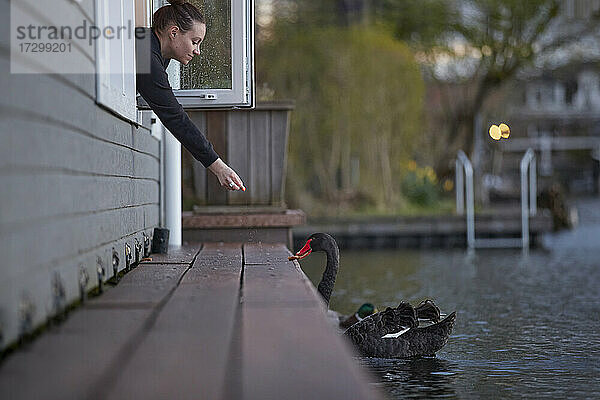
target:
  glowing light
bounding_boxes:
[499,123,510,138]
[489,125,501,140]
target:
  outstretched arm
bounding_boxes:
[136,32,245,191]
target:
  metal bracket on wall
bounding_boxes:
[134,238,142,264]
[97,256,106,293]
[111,248,120,283]
[143,232,151,258]
[52,273,66,320]
[124,243,132,272]
[79,266,89,303]
[18,295,34,338]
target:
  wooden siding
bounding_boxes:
[0,0,160,348]
[190,104,292,206]
[3,0,95,93]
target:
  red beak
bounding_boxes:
[294,238,313,260]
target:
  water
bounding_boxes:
[299,199,600,399]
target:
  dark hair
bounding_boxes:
[153,0,205,34]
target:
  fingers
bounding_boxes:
[210,159,246,191]
[224,173,245,191]
[225,178,240,191]
[231,172,246,191]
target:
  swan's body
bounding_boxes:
[292,233,456,358]
[344,304,456,358]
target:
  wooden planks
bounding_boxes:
[249,111,271,204]
[105,242,243,400]
[206,111,229,205]
[0,245,198,400]
[183,209,306,228]
[0,242,382,399]
[0,308,153,400]
[240,243,382,400]
[270,110,290,204]
[139,244,202,265]
[242,243,321,306]
[0,175,158,227]
[241,308,381,400]
[2,204,159,281]
[189,111,208,201]
[87,264,189,309]
[0,116,159,178]
[187,105,292,207]
[228,112,250,205]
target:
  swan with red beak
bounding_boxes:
[288,238,313,260]
[288,232,456,358]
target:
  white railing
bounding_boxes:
[455,150,475,249]
[456,149,537,250]
[520,148,537,250]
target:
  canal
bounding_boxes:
[299,198,600,399]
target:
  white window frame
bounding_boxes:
[95,0,138,122]
[135,0,153,28]
[173,0,255,109]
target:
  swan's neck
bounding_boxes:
[317,246,339,307]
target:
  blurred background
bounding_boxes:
[185,0,600,219]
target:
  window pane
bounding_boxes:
[180,0,232,89]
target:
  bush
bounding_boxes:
[400,162,439,206]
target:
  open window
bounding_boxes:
[95,0,139,122]
[97,0,254,121]
[172,0,255,109]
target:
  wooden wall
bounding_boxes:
[190,103,293,206]
[0,0,160,348]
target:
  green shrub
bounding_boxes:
[400,163,439,206]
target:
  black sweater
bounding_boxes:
[136,29,218,168]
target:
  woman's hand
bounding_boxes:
[207,158,246,191]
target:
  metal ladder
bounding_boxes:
[456,149,536,250]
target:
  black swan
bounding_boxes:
[289,232,456,358]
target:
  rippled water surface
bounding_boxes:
[300,199,600,399]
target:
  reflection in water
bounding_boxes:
[298,226,600,399]
[361,357,458,399]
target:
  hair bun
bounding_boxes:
[153,0,204,32]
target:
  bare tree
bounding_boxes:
[375,0,600,176]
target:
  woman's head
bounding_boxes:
[153,0,206,65]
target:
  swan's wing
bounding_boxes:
[415,299,441,323]
[343,302,417,346]
[346,311,456,358]
[394,311,456,357]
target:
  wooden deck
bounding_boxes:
[0,243,383,400]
